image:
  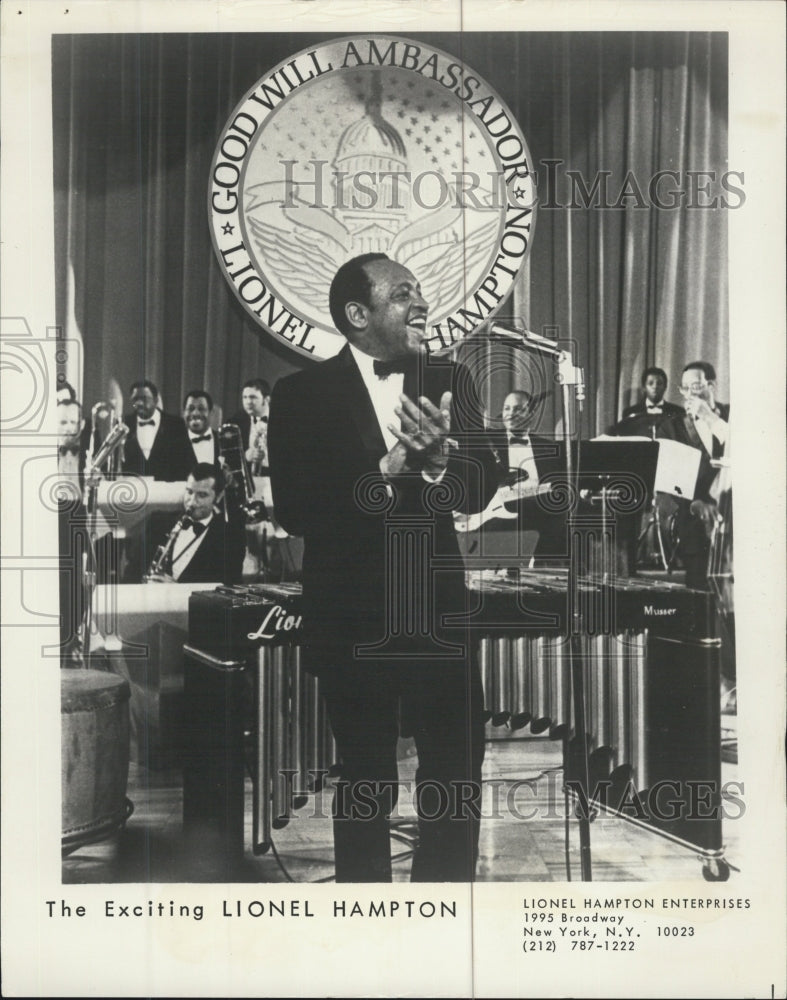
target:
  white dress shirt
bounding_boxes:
[135,408,161,459]
[507,433,540,486]
[350,344,405,452]
[189,428,216,465]
[170,512,213,581]
[695,407,728,455]
[350,344,446,483]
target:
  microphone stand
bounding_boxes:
[79,426,128,665]
[490,323,594,880]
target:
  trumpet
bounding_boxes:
[144,514,193,582]
[218,422,268,523]
[249,417,268,475]
[89,402,126,478]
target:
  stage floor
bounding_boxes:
[63,727,741,885]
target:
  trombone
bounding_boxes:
[218,422,268,523]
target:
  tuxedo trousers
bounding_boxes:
[319,653,486,883]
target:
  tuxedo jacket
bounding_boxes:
[185,430,220,467]
[489,430,565,484]
[228,411,267,451]
[174,512,246,585]
[657,402,730,500]
[608,400,683,438]
[121,411,193,481]
[621,399,683,420]
[268,345,498,673]
[123,508,246,584]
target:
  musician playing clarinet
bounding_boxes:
[126,462,245,584]
[268,253,498,883]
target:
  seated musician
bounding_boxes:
[609,366,683,437]
[125,462,245,584]
[488,390,565,560]
[656,362,730,590]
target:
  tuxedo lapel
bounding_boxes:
[334,344,388,459]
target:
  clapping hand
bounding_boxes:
[380,391,454,479]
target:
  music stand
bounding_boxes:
[575,440,659,566]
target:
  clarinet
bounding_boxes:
[143,515,194,582]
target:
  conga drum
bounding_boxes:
[61,669,132,853]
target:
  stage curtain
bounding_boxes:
[53,32,728,433]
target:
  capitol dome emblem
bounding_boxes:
[210,36,536,361]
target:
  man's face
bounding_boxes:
[680,368,715,406]
[184,395,211,434]
[643,373,667,404]
[183,475,218,521]
[57,403,82,443]
[242,388,268,419]
[501,392,531,436]
[130,386,158,420]
[360,259,429,360]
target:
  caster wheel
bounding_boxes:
[702,858,730,882]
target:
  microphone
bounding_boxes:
[488,322,526,342]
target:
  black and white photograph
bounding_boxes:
[1,1,784,997]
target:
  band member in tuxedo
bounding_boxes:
[657,361,730,589]
[183,390,219,465]
[121,378,192,481]
[230,378,271,468]
[269,253,498,883]
[610,367,683,436]
[57,399,85,476]
[488,390,565,560]
[137,462,245,584]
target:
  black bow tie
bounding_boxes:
[190,433,212,443]
[373,357,415,380]
[509,434,531,445]
[646,404,663,413]
[138,418,155,426]
[58,443,81,456]
[253,415,268,424]
[190,521,207,538]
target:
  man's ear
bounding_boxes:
[344,300,368,332]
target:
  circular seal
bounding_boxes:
[209,36,537,361]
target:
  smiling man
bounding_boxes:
[268,253,498,883]
[183,390,219,465]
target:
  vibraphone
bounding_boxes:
[467,568,726,878]
[184,571,727,879]
[183,583,337,869]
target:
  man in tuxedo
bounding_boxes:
[610,367,683,437]
[57,399,85,476]
[657,361,730,589]
[122,379,192,481]
[268,253,498,883]
[487,390,565,561]
[134,462,245,584]
[229,377,271,468]
[183,390,219,465]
